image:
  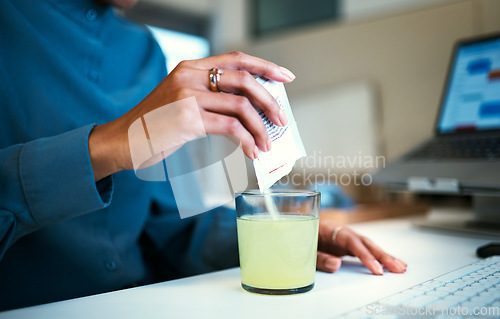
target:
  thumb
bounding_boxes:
[317,251,342,273]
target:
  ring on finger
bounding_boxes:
[331,225,344,242]
[208,68,223,92]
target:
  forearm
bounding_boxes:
[0,125,113,260]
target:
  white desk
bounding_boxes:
[1,215,497,319]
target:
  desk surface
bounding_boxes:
[1,214,497,319]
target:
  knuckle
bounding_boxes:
[171,67,190,82]
[175,87,192,100]
[229,51,247,64]
[168,69,181,83]
[234,95,250,113]
[258,94,278,113]
[263,60,272,75]
[176,60,190,69]
[229,51,243,58]
[226,118,241,135]
[175,103,194,122]
[237,70,252,86]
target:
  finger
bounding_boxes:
[217,69,287,127]
[197,91,269,152]
[190,51,296,82]
[316,251,342,273]
[186,68,285,128]
[362,237,407,273]
[200,111,258,159]
[317,220,350,256]
[345,236,384,276]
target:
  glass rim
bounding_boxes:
[236,189,320,197]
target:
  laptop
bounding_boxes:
[374,32,500,195]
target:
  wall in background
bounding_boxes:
[142,0,466,53]
[231,0,500,161]
[143,0,213,15]
[140,0,500,163]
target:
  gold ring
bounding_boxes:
[331,225,344,242]
[208,68,222,92]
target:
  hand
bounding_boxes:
[88,52,296,181]
[316,219,407,275]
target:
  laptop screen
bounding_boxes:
[437,34,500,134]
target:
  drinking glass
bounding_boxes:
[235,190,320,295]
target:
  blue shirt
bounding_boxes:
[0,0,238,310]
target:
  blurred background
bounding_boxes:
[123,0,500,212]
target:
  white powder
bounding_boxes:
[263,190,279,219]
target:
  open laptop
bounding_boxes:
[374,32,500,195]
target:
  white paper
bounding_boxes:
[253,77,306,191]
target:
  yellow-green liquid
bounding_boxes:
[237,214,319,290]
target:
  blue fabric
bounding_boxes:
[0,0,238,310]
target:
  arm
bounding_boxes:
[0,125,113,261]
[0,52,290,262]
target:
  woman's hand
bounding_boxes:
[88,52,296,181]
[316,219,407,275]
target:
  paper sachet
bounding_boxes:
[253,77,306,191]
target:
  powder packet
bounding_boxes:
[253,77,306,191]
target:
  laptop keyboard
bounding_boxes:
[337,256,500,318]
[407,136,500,160]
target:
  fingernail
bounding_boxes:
[325,259,340,272]
[279,66,296,81]
[397,259,407,268]
[253,146,259,159]
[279,109,288,126]
[372,260,384,275]
[266,138,272,152]
[274,114,283,127]
[395,259,407,270]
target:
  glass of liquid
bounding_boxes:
[235,190,320,295]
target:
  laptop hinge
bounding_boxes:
[408,177,460,193]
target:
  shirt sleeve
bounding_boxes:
[141,181,239,281]
[0,124,113,261]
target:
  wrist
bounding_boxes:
[88,120,131,182]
